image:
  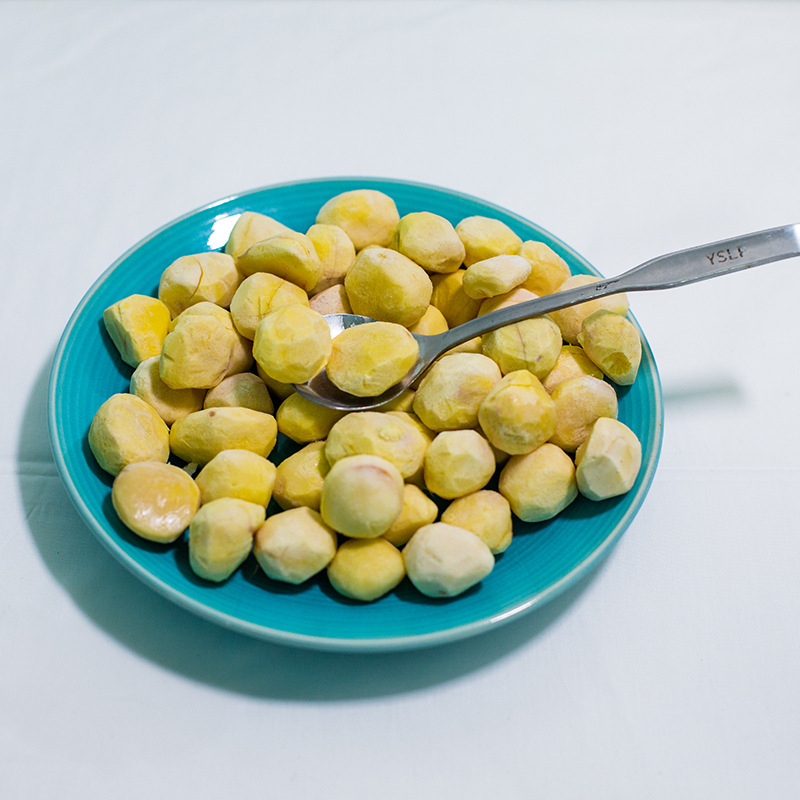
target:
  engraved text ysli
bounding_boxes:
[707,246,745,265]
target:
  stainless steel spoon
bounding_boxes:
[294,223,800,411]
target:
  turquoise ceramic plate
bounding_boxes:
[48,177,663,652]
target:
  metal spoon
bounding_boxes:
[294,223,800,411]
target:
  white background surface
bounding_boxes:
[3,2,799,798]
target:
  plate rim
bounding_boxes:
[47,176,664,652]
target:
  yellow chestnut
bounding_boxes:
[194,449,277,506]
[306,222,356,294]
[480,316,562,380]
[320,454,404,538]
[518,240,571,296]
[390,211,465,273]
[462,254,532,300]
[326,321,419,398]
[272,440,330,511]
[575,417,642,501]
[169,407,277,465]
[455,216,522,267]
[224,211,293,258]
[403,522,494,598]
[499,443,578,522]
[112,461,200,543]
[430,269,482,328]
[325,411,428,480]
[315,189,399,250]
[423,429,495,499]
[229,272,309,340]
[275,392,346,443]
[577,309,642,386]
[252,305,332,385]
[541,344,604,394]
[203,372,274,415]
[327,538,406,602]
[382,484,440,547]
[412,353,502,431]
[236,231,322,292]
[158,252,239,317]
[254,507,338,584]
[130,356,205,425]
[88,393,170,476]
[103,294,171,367]
[478,370,556,455]
[441,490,513,554]
[188,497,265,582]
[344,246,432,327]
[549,374,618,453]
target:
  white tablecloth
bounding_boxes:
[3,2,799,798]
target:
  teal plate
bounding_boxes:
[48,177,663,652]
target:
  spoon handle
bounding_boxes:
[428,222,800,352]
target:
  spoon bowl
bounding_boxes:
[294,313,436,410]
